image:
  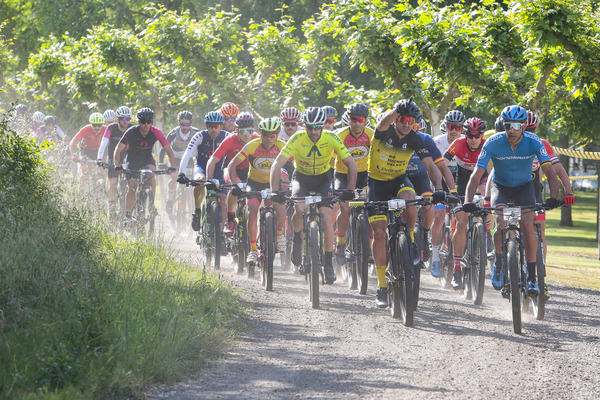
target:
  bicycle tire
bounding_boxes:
[210,200,221,270]
[309,220,320,309]
[472,222,486,305]
[507,237,522,334]
[440,226,454,289]
[357,213,370,295]
[282,206,294,271]
[147,189,156,234]
[533,230,546,320]
[262,211,275,291]
[347,219,358,290]
[413,224,423,308]
[390,233,414,326]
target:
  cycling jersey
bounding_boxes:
[368,126,430,181]
[118,125,168,169]
[178,130,228,176]
[406,131,444,177]
[166,126,200,159]
[334,126,374,174]
[236,138,286,183]
[532,139,559,172]
[278,125,300,142]
[98,122,132,160]
[34,125,67,142]
[434,134,459,175]
[444,136,487,195]
[72,124,105,151]
[281,130,351,176]
[212,132,260,170]
[476,131,551,187]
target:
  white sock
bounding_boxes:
[432,244,441,263]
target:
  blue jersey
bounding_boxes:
[476,131,550,187]
[178,129,229,177]
[406,132,443,177]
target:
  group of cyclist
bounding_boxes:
[15,97,575,310]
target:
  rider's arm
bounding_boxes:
[113,142,126,166]
[69,129,83,156]
[56,125,67,141]
[541,162,560,199]
[465,167,486,202]
[206,156,220,179]
[436,159,457,190]
[422,157,443,190]
[342,156,357,190]
[270,153,290,192]
[375,109,397,132]
[552,162,573,194]
[163,144,177,168]
[96,128,112,160]
[227,155,243,184]
[178,132,202,175]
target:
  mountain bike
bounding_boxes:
[438,206,457,289]
[344,189,370,294]
[123,168,170,234]
[280,201,295,271]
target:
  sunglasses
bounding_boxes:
[325,118,335,124]
[306,124,323,131]
[238,128,254,135]
[119,116,131,122]
[261,130,277,136]
[92,124,103,128]
[466,133,482,139]
[396,116,415,125]
[224,117,236,122]
[207,124,221,129]
[139,120,153,125]
[447,123,462,131]
[350,116,366,123]
[504,122,523,131]
[284,122,297,127]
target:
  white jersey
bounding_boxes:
[434,134,459,174]
[278,125,300,142]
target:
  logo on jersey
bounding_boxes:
[348,146,368,160]
[479,149,486,159]
[540,147,548,157]
[254,158,273,172]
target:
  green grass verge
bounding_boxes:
[545,190,600,290]
[0,120,244,399]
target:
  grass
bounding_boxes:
[545,190,600,290]
[0,121,244,399]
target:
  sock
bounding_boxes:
[324,251,333,267]
[293,231,302,242]
[250,241,257,251]
[337,235,346,246]
[277,228,283,236]
[432,244,440,262]
[453,256,462,271]
[227,212,235,223]
[409,228,415,243]
[424,228,430,239]
[527,261,536,281]
[495,253,503,268]
[376,265,387,288]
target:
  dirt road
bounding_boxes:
[148,249,600,400]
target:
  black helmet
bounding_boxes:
[137,107,154,123]
[494,116,504,132]
[322,105,337,118]
[348,103,369,118]
[235,112,255,128]
[44,115,56,125]
[395,97,421,118]
[177,110,193,121]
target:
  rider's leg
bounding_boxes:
[125,177,139,215]
[246,197,260,251]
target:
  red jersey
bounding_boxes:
[444,137,486,195]
[532,139,558,171]
[212,132,259,170]
[73,124,106,150]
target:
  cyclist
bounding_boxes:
[228,117,289,264]
[443,117,489,288]
[103,109,117,125]
[333,103,373,264]
[270,107,358,284]
[220,102,239,133]
[463,105,561,296]
[31,111,45,135]
[177,111,229,231]
[113,107,177,222]
[163,111,200,215]
[207,112,259,234]
[9,104,29,134]
[406,118,457,278]
[434,110,465,187]
[368,98,445,308]
[70,112,106,192]
[322,106,337,131]
[97,106,133,217]
[35,115,67,143]
[279,107,302,142]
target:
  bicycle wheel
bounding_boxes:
[309,220,320,309]
[413,224,423,308]
[390,233,414,326]
[440,226,454,289]
[507,237,522,334]
[531,231,546,320]
[210,200,221,270]
[281,205,294,271]
[347,220,358,290]
[357,213,370,295]
[147,189,156,234]
[261,211,276,291]
[471,222,487,305]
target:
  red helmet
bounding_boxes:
[220,102,239,118]
[526,110,539,130]
[463,117,486,134]
[280,107,301,122]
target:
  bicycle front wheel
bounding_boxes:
[440,226,454,289]
[471,222,487,305]
[262,211,276,291]
[309,220,320,309]
[507,237,522,334]
[210,200,221,270]
[390,232,414,326]
[533,229,546,320]
[357,213,370,295]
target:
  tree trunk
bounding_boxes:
[558,134,573,226]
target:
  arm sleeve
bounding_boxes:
[56,126,67,140]
[444,139,458,162]
[212,135,232,161]
[535,139,551,166]
[179,132,202,174]
[236,141,251,162]
[542,139,559,163]
[97,137,110,159]
[150,126,169,147]
[408,132,430,159]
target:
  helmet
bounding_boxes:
[178,110,193,121]
[204,110,224,124]
[280,107,301,122]
[32,111,45,123]
[440,121,447,135]
[375,113,385,125]
[89,113,104,125]
[526,110,539,130]
[44,115,56,125]
[15,104,28,115]
[258,117,281,133]
[494,116,504,132]
[418,117,428,133]
[444,110,466,124]
[341,110,350,126]
[103,109,117,123]
[235,112,255,128]
[395,98,421,118]
[322,105,337,118]
[500,105,527,122]
[366,118,372,128]
[463,117,486,134]
[220,102,239,118]
[348,103,369,117]
[303,107,327,126]
[116,106,131,118]
[136,107,154,123]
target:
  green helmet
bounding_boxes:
[258,117,281,133]
[89,112,104,125]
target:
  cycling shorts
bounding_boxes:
[367,175,415,221]
[80,148,98,161]
[127,153,156,171]
[490,180,536,208]
[407,171,433,197]
[334,171,368,191]
[246,178,269,200]
[193,165,226,193]
[291,170,333,204]
[107,163,118,179]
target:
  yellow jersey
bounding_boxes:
[334,126,374,174]
[236,138,286,183]
[281,130,351,176]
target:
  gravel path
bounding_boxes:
[148,247,600,400]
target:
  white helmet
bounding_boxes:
[115,106,131,118]
[32,111,45,123]
[103,109,117,123]
[302,107,327,126]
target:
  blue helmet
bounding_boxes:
[501,105,527,122]
[204,111,224,124]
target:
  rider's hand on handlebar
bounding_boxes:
[339,189,355,201]
[461,202,478,213]
[176,173,189,184]
[563,194,575,206]
[114,165,124,173]
[432,190,446,204]
[231,184,245,197]
[544,197,562,210]
[270,192,288,203]
[168,166,177,172]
